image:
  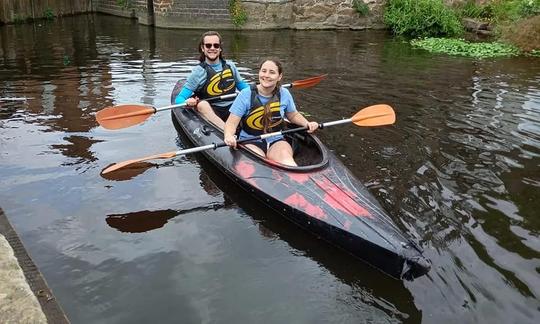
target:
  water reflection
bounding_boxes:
[106,205,225,233]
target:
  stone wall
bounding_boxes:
[152,0,234,29]
[95,0,135,19]
[240,0,386,30]
[2,0,485,29]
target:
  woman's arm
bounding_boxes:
[286,111,319,133]
[223,114,242,147]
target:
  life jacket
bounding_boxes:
[195,60,236,101]
[241,84,283,136]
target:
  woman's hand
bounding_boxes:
[224,134,237,148]
[306,121,319,133]
[185,97,199,107]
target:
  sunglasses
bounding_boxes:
[204,43,221,49]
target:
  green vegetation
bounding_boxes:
[13,14,27,24]
[63,55,71,66]
[499,14,540,52]
[116,0,132,9]
[44,8,55,20]
[384,0,539,57]
[229,0,248,27]
[384,0,463,37]
[353,0,370,16]
[411,37,521,58]
[455,0,540,22]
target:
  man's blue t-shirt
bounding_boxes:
[229,86,296,143]
[174,60,248,107]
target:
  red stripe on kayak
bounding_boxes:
[284,193,327,220]
[235,160,256,178]
[287,172,310,184]
[312,175,372,218]
[234,160,259,188]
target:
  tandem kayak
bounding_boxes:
[170,82,431,280]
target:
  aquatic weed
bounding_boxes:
[411,37,521,58]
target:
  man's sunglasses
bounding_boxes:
[204,43,221,49]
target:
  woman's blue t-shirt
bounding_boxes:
[229,86,296,143]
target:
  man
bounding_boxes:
[174,31,248,129]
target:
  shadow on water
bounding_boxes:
[105,204,225,233]
[100,162,155,181]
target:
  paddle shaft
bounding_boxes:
[101,104,394,174]
[156,81,298,113]
[163,118,353,158]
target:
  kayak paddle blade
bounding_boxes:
[96,104,156,130]
[291,74,327,89]
[101,151,178,174]
[352,104,395,127]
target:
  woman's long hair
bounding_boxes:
[260,58,283,133]
[198,31,224,62]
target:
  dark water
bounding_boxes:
[1,14,539,323]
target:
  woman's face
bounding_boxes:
[258,60,282,89]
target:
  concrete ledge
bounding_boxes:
[0,208,69,324]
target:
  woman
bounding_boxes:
[174,31,248,129]
[223,58,318,166]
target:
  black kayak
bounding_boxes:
[170,83,431,280]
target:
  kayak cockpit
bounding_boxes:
[239,130,329,172]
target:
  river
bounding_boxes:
[1,14,539,323]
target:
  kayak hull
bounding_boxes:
[170,84,430,280]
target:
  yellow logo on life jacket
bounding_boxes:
[245,102,282,130]
[206,69,235,96]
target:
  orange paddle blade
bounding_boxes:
[291,74,327,89]
[102,151,178,174]
[352,104,395,126]
[96,104,155,130]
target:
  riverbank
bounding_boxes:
[0,208,69,323]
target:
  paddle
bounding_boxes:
[102,104,395,174]
[96,74,327,130]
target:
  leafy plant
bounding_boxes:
[353,0,370,16]
[13,14,26,24]
[228,0,247,27]
[411,37,521,58]
[516,0,540,17]
[44,8,55,20]
[486,0,540,22]
[116,0,132,9]
[384,0,463,38]
[455,0,493,19]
